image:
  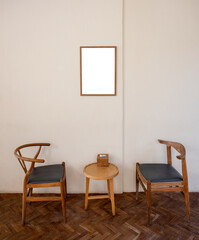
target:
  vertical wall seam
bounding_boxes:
[122,0,125,193]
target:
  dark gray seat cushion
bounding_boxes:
[28,164,64,184]
[139,163,183,183]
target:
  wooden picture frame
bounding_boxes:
[80,46,117,96]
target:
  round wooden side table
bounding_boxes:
[83,162,119,216]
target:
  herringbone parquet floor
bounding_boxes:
[0,193,199,240]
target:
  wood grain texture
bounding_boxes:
[0,192,198,240]
[83,163,119,180]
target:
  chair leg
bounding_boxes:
[64,177,67,199]
[168,186,173,199]
[28,188,33,196]
[136,167,139,200]
[60,181,66,223]
[28,188,33,205]
[22,186,27,225]
[184,187,190,220]
[62,162,67,199]
[146,182,152,225]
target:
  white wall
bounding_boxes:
[1,0,199,193]
[0,0,123,193]
[124,0,199,192]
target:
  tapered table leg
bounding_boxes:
[109,178,115,216]
[85,177,90,210]
[107,179,111,200]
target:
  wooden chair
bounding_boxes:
[136,139,190,225]
[14,143,67,225]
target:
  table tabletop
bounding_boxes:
[83,162,119,180]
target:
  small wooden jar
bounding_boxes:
[97,154,109,167]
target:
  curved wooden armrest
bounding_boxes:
[14,143,50,174]
[158,139,186,160]
[158,139,169,145]
[176,155,185,160]
[14,143,50,163]
[14,152,45,163]
[21,157,45,163]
